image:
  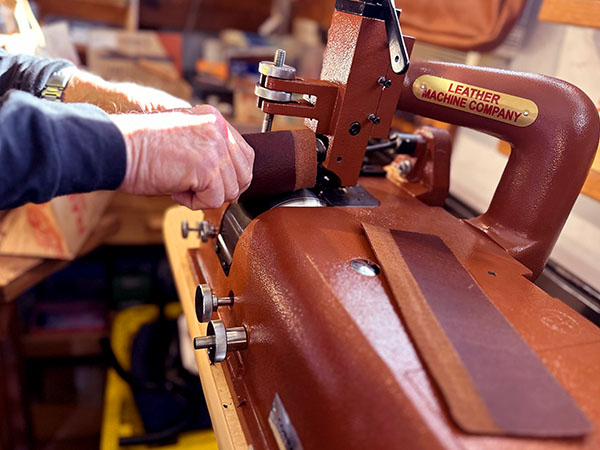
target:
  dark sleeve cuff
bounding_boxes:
[0,49,74,96]
[0,90,126,209]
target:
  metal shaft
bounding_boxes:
[194,335,216,349]
[217,297,234,307]
[261,49,286,133]
[225,327,248,351]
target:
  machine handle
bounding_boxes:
[398,61,599,279]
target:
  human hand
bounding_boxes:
[63,69,191,113]
[110,105,255,210]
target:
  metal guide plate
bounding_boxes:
[268,394,303,450]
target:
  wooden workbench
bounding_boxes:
[163,206,247,450]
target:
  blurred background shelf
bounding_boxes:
[539,0,600,28]
[35,0,138,30]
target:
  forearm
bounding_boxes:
[63,69,191,113]
[63,69,141,113]
[0,90,126,210]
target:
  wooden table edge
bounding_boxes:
[163,206,248,450]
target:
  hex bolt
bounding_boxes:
[261,49,286,133]
[368,114,381,125]
[378,76,392,89]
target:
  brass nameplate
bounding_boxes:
[413,75,538,127]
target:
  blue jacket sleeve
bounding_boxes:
[0,49,74,96]
[0,90,126,210]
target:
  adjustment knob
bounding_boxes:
[181,220,217,241]
[199,221,217,242]
[181,220,199,239]
[194,320,247,364]
[195,284,234,323]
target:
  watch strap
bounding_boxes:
[40,67,74,102]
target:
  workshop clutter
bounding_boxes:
[0,0,45,54]
[0,191,113,259]
[400,0,528,51]
[101,303,216,449]
[87,29,192,102]
[191,17,325,131]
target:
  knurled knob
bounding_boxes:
[193,320,247,364]
[195,284,234,323]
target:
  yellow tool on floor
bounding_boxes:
[100,303,217,450]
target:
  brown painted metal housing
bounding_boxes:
[397,61,599,279]
[193,178,600,450]
[189,2,600,449]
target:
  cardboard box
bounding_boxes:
[0,191,113,260]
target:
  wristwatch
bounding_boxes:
[40,67,74,102]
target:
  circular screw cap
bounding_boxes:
[349,122,361,136]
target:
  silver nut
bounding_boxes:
[396,160,413,176]
[258,61,297,80]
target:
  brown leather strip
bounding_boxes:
[241,129,316,200]
[362,223,500,435]
[392,230,591,436]
[364,223,592,437]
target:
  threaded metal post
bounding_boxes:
[262,49,286,133]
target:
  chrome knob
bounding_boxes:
[194,320,247,364]
[181,220,217,241]
[199,221,217,242]
[195,284,234,323]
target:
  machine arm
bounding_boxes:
[398,61,599,278]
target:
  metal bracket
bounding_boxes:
[382,0,410,74]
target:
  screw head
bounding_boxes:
[349,122,361,136]
[350,258,381,277]
[368,114,381,125]
[378,77,392,89]
[396,159,413,176]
